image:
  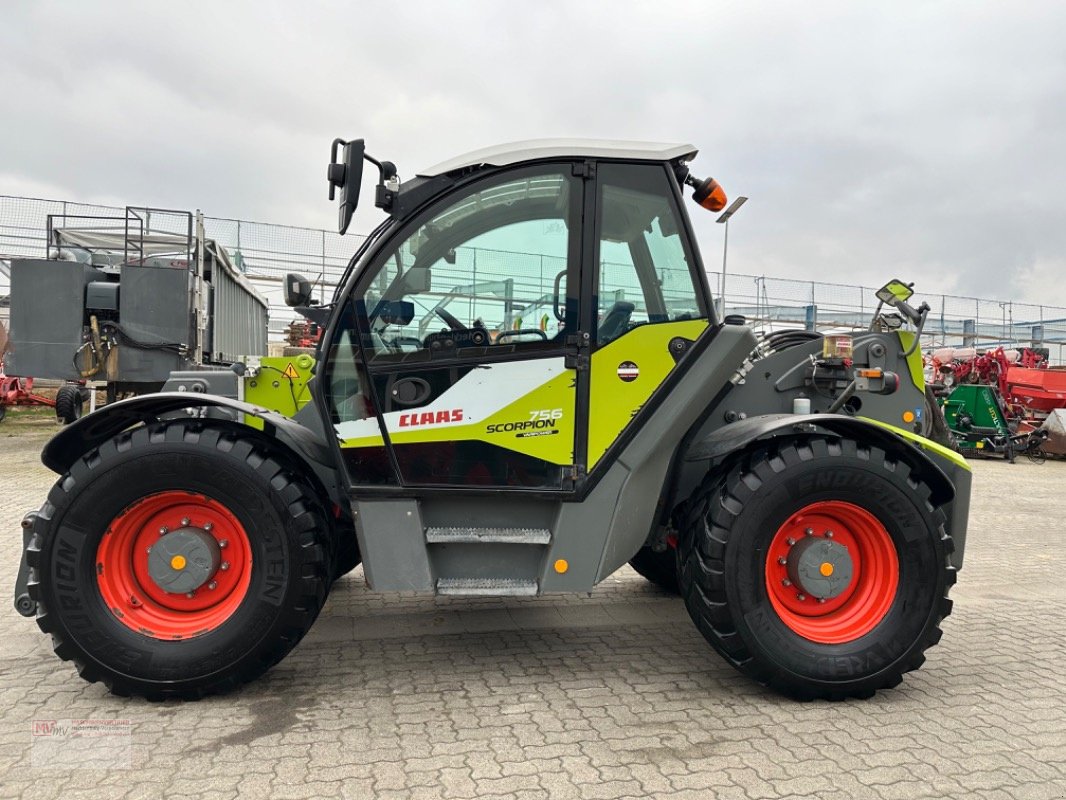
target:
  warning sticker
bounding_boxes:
[282,362,300,379]
[617,361,639,382]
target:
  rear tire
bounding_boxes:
[55,384,84,424]
[26,420,333,700]
[628,547,680,594]
[924,385,956,450]
[677,436,955,700]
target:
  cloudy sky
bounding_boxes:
[2,0,1064,305]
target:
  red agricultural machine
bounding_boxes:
[928,345,1066,457]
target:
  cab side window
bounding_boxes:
[596,164,706,345]
[356,169,579,361]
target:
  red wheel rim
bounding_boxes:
[765,500,899,644]
[96,491,252,640]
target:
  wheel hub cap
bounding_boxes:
[147,527,221,594]
[786,537,853,600]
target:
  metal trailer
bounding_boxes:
[3,207,267,417]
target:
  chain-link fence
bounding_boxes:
[3,194,1065,363]
[713,272,1066,364]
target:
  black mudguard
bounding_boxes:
[684,413,971,570]
[42,392,334,474]
[14,393,348,617]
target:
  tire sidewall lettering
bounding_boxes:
[43,445,300,682]
[726,454,946,685]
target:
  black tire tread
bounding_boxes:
[677,436,956,701]
[54,384,83,425]
[26,419,333,700]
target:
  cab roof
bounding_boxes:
[417,139,698,178]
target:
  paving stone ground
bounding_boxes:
[0,412,1063,799]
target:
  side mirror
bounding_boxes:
[328,138,365,235]
[284,273,313,307]
[402,268,432,294]
[875,279,914,306]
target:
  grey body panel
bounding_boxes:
[162,369,239,397]
[717,333,927,432]
[117,265,189,382]
[355,325,759,594]
[585,324,759,583]
[419,139,697,177]
[6,259,102,380]
[671,329,931,519]
[352,499,431,590]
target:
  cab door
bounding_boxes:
[325,165,584,490]
[584,162,713,472]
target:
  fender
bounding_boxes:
[42,392,336,477]
[684,413,971,569]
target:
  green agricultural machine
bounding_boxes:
[942,383,1048,463]
[15,139,970,701]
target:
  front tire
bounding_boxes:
[678,437,955,700]
[26,420,333,700]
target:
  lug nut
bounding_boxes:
[220,562,230,571]
[797,593,807,601]
[782,579,792,587]
[786,537,796,546]
[777,557,787,565]
[159,526,168,535]
[818,597,827,604]
[218,539,228,549]
[208,581,217,590]
[129,595,141,607]
[185,591,195,598]
[145,546,152,553]
[804,527,814,536]
[825,530,834,538]
[181,518,190,527]
[204,523,214,532]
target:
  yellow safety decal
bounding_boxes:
[282,362,301,379]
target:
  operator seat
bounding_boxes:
[598,301,635,344]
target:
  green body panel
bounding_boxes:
[859,416,971,472]
[587,319,708,467]
[243,354,315,430]
[898,331,925,391]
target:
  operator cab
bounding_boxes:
[306,138,728,491]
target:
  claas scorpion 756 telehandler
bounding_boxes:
[14,138,970,701]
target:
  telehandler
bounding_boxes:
[15,138,970,701]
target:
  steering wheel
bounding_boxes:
[435,307,467,331]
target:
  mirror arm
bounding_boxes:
[901,305,929,358]
[868,299,885,332]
